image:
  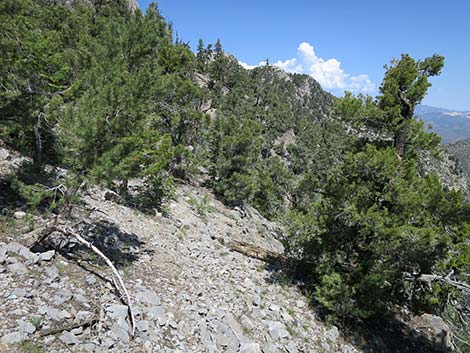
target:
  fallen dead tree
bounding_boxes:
[38,315,98,337]
[416,272,470,292]
[406,271,470,353]
[223,239,287,263]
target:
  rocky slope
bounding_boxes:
[418,148,469,196]
[0,148,360,353]
[444,138,470,183]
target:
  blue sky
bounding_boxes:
[137,1,470,111]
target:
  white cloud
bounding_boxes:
[242,42,376,94]
[238,61,257,70]
[348,74,376,94]
[238,60,268,70]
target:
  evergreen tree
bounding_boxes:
[378,54,444,158]
[0,0,90,167]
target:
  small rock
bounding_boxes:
[71,326,83,335]
[17,320,36,334]
[136,320,150,332]
[169,320,178,329]
[85,275,96,285]
[1,331,24,344]
[38,250,55,262]
[75,311,94,323]
[12,288,27,298]
[285,342,298,353]
[261,342,279,353]
[82,343,98,352]
[53,289,73,305]
[101,336,116,349]
[225,313,246,342]
[74,293,90,307]
[43,336,55,345]
[325,326,339,343]
[280,311,293,322]
[60,331,80,345]
[14,211,27,219]
[146,305,165,321]
[135,287,161,306]
[7,262,28,275]
[45,266,59,281]
[252,296,261,306]
[268,321,289,340]
[241,316,255,332]
[240,342,261,353]
[7,242,39,263]
[39,306,71,321]
[110,322,130,343]
[106,304,128,322]
[197,306,208,316]
[269,304,281,312]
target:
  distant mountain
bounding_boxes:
[415,105,470,144]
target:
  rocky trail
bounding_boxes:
[0,177,358,353]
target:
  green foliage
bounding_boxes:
[378,54,444,157]
[10,177,55,211]
[91,131,175,201]
[1,1,468,331]
[188,194,215,221]
[286,144,470,319]
[209,115,263,206]
[29,316,43,330]
[0,0,92,166]
[334,92,383,128]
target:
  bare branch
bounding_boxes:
[60,226,136,336]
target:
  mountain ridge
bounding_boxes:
[416,104,470,144]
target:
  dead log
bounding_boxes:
[28,225,58,249]
[224,239,286,263]
[38,316,98,337]
[417,273,470,292]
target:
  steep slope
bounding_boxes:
[0,154,359,353]
[444,138,470,182]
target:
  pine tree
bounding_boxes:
[378,54,444,158]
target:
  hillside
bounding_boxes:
[416,105,470,144]
[0,146,460,353]
[445,138,470,181]
[0,145,358,353]
[1,1,469,353]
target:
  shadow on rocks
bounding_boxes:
[361,315,451,353]
[261,260,450,353]
[33,219,152,269]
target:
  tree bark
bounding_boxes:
[33,113,43,167]
[395,92,413,159]
[395,125,407,159]
[223,239,286,263]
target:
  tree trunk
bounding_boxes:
[118,179,129,197]
[395,93,413,159]
[395,125,407,159]
[33,113,43,167]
